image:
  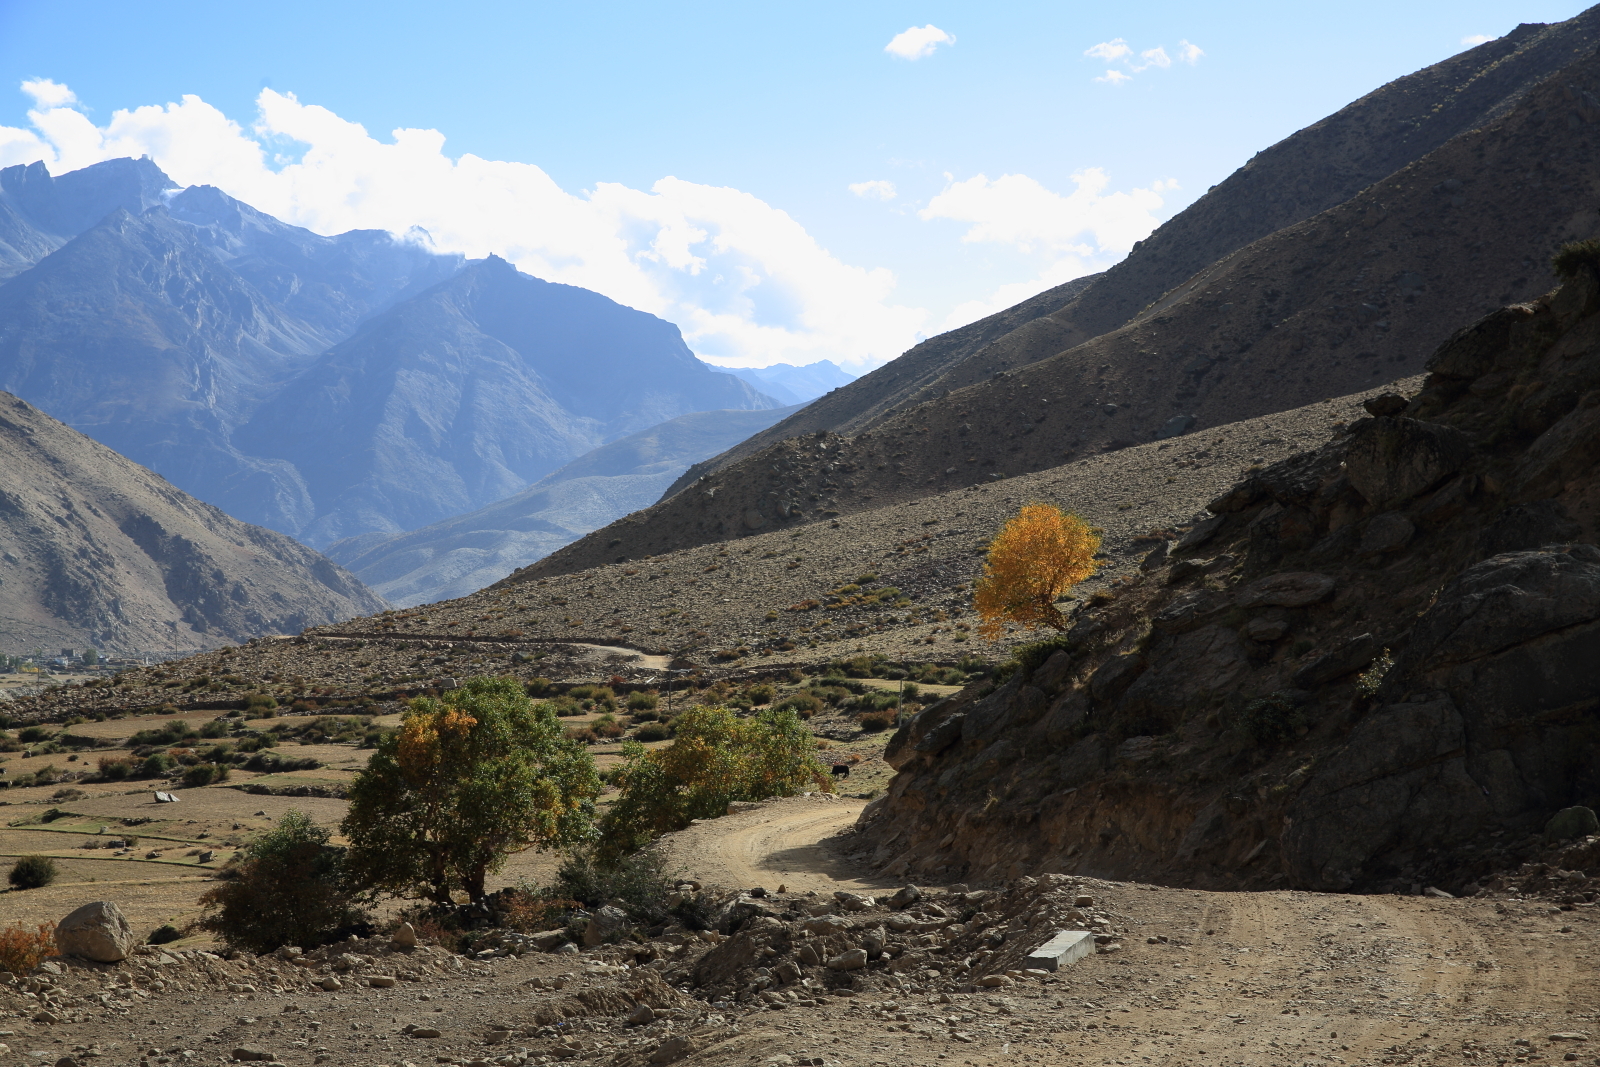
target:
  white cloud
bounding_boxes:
[848,180,896,201]
[885,25,955,60]
[1135,47,1172,71]
[921,170,1175,330]
[1084,39,1132,63]
[20,79,76,108]
[1461,33,1494,45]
[1087,37,1201,82]
[0,83,927,371]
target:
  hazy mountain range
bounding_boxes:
[722,361,856,405]
[0,161,782,550]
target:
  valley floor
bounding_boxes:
[2,793,1593,1067]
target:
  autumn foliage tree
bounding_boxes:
[598,705,832,861]
[343,678,600,905]
[973,503,1101,639]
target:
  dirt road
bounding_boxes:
[651,795,1600,1066]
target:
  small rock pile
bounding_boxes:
[642,874,1128,1007]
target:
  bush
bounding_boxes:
[17,726,53,743]
[244,693,278,712]
[591,714,626,739]
[599,705,832,859]
[8,855,58,890]
[140,752,174,778]
[199,810,362,953]
[634,722,672,742]
[1237,692,1306,746]
[857,709,898,732]
[626,691,659,712]
[0,923,55,975]
[147,924,182,945]
[746,683,775,706]
[343,678,600,906]
[1553,238,1600,280]
[775,693,823,720]
[181,763,229,788]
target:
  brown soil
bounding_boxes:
[3,793,1596,1067]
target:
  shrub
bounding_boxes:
[8,855,58,890]
[1237,692,1306,746]
[198,810,362,953]
[342,678,601,906]
[181,763,229,788]
[591,714,626,739]
[746,683,775,706]
[857,709,898,732]
[1553,238,1600,280]
[634,722,672,742]
[147,924,182,945]
[17,726,53,743]
[775,693,821,720]
[551,847,688,927]
[244,693,278,712]
[1355,648,1394,698]
[626,692,659,712]
[140,752,174,778]
[599,705,832,859]
[0,923,55,975]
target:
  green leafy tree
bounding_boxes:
[599,705,831,861]
[342,677,600,905]
[198,810,358,952]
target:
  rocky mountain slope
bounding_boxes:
[673,10,1600,492]
[232,255,779,546]
[537,29,1600,577]
[0,161,778,545]
[860,262,1600,895]
[0,391,384,653]
[325,404,801,607]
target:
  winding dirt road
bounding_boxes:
[655,795,1600,1067]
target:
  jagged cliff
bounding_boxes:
[858,258,1600,894]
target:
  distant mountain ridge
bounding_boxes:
[0,391,384,653]
[325,404,801,606]
[722,361,856,405]
[0,159,782,548]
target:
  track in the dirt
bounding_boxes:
[658,794,883,895]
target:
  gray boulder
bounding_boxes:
[1344,416,1471,510]
[1292,633,1380,689]
[582,905,629,947]
[1545,806,1600,842]
[1236,571,1336,608]
[55,901,135,962]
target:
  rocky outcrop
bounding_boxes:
[856,265,1600,894]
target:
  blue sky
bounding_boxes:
[0,0,1588,369]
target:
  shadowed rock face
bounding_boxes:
[857,264,1600,895]
[0,391,384,653]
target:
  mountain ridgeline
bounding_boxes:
[0,162,782,549]
[528,11,1600,577]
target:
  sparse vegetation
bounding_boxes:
[1237,692,1306,746]
[1552,237,1600,279]
[599,705,832,860]
[0,922,55,975]
[343,678,601,905]
[198,809,362,953]
[7,854,58,890]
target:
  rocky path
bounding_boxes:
[658,794,879,895]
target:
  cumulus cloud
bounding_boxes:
[21,79,76,108]
[1084,39,1133,63]
[1461,33,1495,46]
[0,83,926,371]
[885,25,955,60]
[921,170,1176,330]
[848,180,896,201]
[1086,36,1200,82]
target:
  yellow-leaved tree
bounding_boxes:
[973,503,1101,639]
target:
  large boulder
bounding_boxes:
[55,901,135,962]
[581,905,630,947]
[1344,417,1472,510]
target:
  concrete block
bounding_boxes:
[1022,930,1095,971]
